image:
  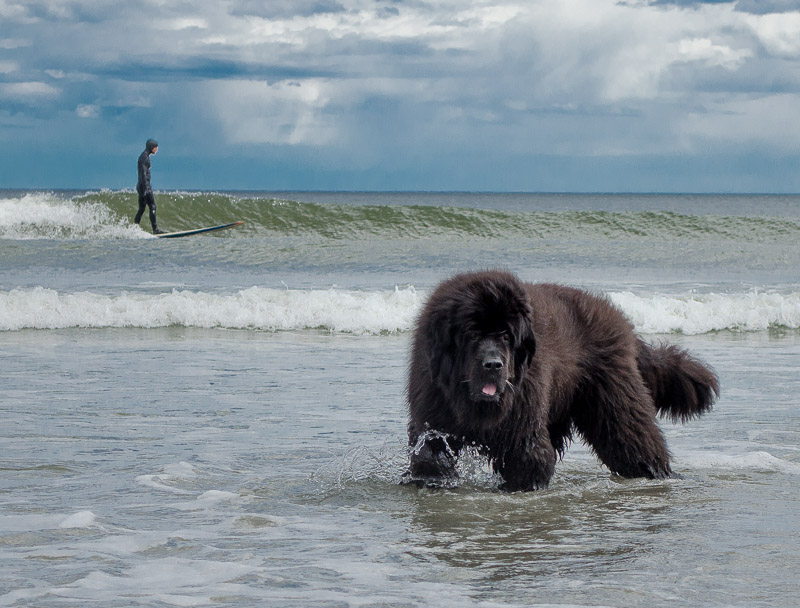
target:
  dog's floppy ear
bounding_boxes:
[426,309,458,387]
[513,313,536,378]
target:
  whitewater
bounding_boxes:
[2,285,800,335]
[2,190,799,608]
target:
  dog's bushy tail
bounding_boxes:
[638,342,719,422]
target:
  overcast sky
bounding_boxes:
[2,0,800,192]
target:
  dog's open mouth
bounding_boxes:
[475,382,503,401]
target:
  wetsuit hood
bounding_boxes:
[146,139,159,153]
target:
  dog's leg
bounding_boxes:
[574,374,674,479]
[494,434,556,491]
[402,431,462,488]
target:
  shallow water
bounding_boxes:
[2,328,799,607]
[2,191,800,606]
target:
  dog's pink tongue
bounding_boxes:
[482,384,497,396]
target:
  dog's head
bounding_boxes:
[421,271,536,428]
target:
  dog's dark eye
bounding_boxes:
[500,332,510,343]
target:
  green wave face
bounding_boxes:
[79,191,800,243]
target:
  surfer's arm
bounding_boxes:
[137,152,152,194]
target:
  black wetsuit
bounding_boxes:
[135,149,158,232]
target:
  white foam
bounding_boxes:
[0,285,420,334]
[169,490,244,513]
[54,558,259,604]
[196,490,239,503]
[680,450,800,474]
[610,289,800,335]
[2,284,799,335]
[0,192,146,239]
[0,511,99,532]
[59,511,98,529]
[135,461,199,494]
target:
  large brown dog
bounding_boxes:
[404,270,719,491]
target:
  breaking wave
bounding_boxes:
[2,285,799,335]
[4,190,800,242]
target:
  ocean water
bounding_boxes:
[1,190,799,607]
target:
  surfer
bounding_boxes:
[135,139,166,235]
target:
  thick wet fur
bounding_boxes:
[404,270,719,491]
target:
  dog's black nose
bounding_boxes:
[483,356,503,370]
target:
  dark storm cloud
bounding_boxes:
[650,0,800,12]
[3,0,124,23]
[735,0,800,13]
[649,0,733,5]
[230,0,347,18]
[91,58,337,83]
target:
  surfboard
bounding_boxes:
[155,221,244,239]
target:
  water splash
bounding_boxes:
[0,192,147,239]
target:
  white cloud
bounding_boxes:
[207,79,338,146]
[0,60,18,74]
[160,17,209,31]
[76,104,99,118]
[157,0,799,159]
[677,38,752,69]
[228,3,474,48]
[0,1,34,23]
[0,81,59,98]
[746,12,800,57]
[501,0,757,103]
